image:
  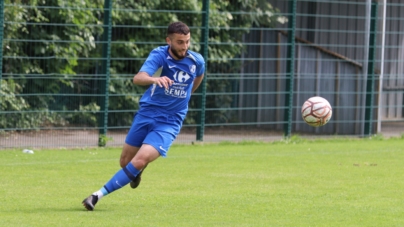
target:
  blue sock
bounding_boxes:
[103,162,141,194]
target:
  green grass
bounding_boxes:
[1,136,404,227]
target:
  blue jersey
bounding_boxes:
[137,45,205,121]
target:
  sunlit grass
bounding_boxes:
[1,136,404,226]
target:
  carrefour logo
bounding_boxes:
[173,71,191,83]
[165,70,190,99]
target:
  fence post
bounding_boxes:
[283,0,297,137]
[364,0,379,136]
[98,0,113,146]
[196,0,210,141]
[0,0,4,85]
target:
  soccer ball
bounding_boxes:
[301,96,332,127]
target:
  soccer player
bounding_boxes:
[82,21,205,211]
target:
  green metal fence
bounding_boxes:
[1,0,404,149]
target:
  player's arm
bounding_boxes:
[133,72,173,89]
[191,74,204,93]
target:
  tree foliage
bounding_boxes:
[2,0,285,129]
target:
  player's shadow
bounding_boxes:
[1,206,107,213]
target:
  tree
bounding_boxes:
[2,0,286,130]
[3,0,103,129]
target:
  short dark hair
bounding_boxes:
[167,21,190,36]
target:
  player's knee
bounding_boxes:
[131,159,148,170]
[119,158,127,168]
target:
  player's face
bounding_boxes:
[167,33,191,60]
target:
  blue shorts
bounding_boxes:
[125,113,182,157]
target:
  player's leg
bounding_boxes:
[82,144,160,211]
[120,143,139,167]
[82,114,149,211]
[130,144,160,169]
[119,143,148,189]
[120,119,180,191]
[82,116,180,211]
[129,164,148,189]
[102,144,160,194]
[119,113,147,167]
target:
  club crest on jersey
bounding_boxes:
[173,71,191,83]
[189,65,196,73]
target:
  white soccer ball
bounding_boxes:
[301,96,332,127]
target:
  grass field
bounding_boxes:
[1,136,404,227]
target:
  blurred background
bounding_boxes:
[1,0,403,148]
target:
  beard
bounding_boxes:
[170,47,187,60]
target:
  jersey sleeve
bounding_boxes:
[139,48,164,76]
[194,53,206,77]
[196,61,205,77]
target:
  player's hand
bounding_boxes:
[154,76,174,89]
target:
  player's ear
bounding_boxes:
[166,37,171,45]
